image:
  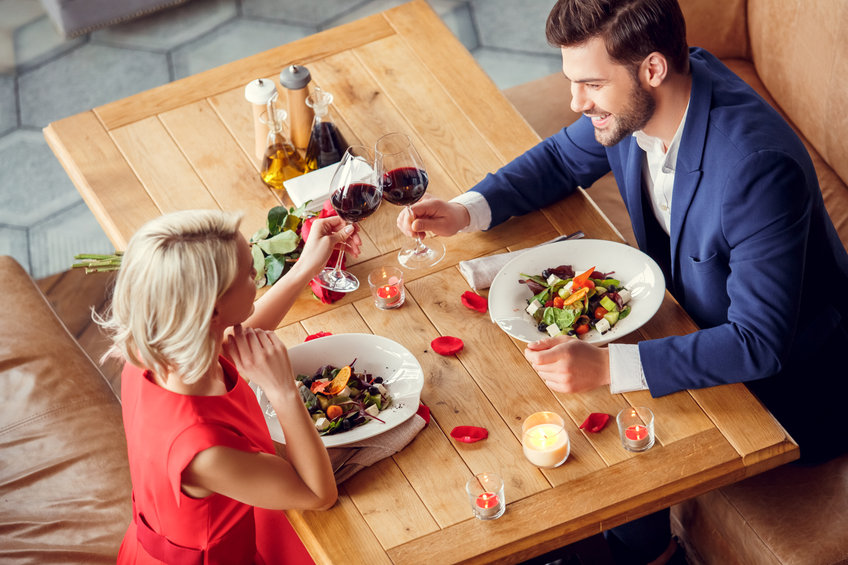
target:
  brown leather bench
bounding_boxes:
[503,0,848,563]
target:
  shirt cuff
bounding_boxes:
[450,191,491,232]
[608,343,649,394]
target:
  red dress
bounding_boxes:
[118,356,314,565]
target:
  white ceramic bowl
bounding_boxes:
[251,333,424,447]
[488,239,665,345]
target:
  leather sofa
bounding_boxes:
[504,0,848,563]
[38,0,190,37]
[0,256,131,563]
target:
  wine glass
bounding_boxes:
[375,132,445,269]
[314,145,382,292]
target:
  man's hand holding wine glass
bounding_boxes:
[396,196,471,239]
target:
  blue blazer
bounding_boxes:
[474,49,848,458]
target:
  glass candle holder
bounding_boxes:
[616,406,655,452]
[465,472,505,520]
[367,266,405,309]
[521,411,570,468]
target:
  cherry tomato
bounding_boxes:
[575,324,590,335]
[545,299,554,307]
[553,296,565,309]
[594,306,608,319]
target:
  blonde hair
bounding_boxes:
[100,210,244,384]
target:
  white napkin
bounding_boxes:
[458,249,529,291]
[458,231,585,291]
[326,414,427,483]
[282,164,336,212]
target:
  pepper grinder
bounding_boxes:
[279,64,313,151]
[244,78,279,163]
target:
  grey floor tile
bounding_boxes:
[14,15,85,71]
[28,199,114,279]
[0,129,84,226]
[471,0,557,55]
[0,30,13,74]
[92,0,237,52]
[436,1,478,52]
[171,18,314,79]
[0,74,16,135]
[472,47,562,89]
[241,0,356,26]
[18,42,170,127]
[0,224,30,272]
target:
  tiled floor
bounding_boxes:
[0,0,562,278]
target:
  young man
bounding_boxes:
[399,0,848,562]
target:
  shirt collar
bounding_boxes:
[632,101,690,174]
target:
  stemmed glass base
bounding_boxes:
[315,264,359,292]
[398,237,445,269]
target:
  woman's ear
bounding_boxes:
[641,52,668,87]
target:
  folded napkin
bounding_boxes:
[327,413,427,483]
[282,164,336,212]
[458,232,585,291]
[458,249,527,291]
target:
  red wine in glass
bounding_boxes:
[381,167,429,206]
[331,182,382,222]
[375,133,444,269]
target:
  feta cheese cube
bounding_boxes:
[595,317,611,334]
[546,323,562,337]
[618,288,632,304]
[526,299,543,316]
[314,417,329,431]
[546,273,562,286]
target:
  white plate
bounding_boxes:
[488,239,665,345]
[251,333,424,447]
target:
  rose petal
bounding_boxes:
[431,336,464,356]
[416,403,431,425]
[304,331,333,342]
[450,426,488,443]
[461,291,488,313]
[579,412,611,433]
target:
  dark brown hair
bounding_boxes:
[546,0,689,74]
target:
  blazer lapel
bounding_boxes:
[669,53,711,275]
[623,141,649,249]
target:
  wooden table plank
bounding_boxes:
[94,14,397,129]
[110,116,220,213]
[387,428,743,565]
[382,0,543,164]
[43,112,162,248]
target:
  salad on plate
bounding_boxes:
[295,363,392,436]
[520,264,632,337]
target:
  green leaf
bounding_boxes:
[251,244,265,281]
[267,206,289,235]
[251,226,270,242]
[256,230,300,255]
[264,254,287,286]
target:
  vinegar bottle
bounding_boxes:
[304,86,349,171]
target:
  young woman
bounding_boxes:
[101,209,360,564]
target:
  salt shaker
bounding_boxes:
[244,78,278,162]
[279,64,313,151]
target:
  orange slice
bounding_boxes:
[325,365,352,395]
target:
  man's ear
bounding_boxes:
[640,52,668,87]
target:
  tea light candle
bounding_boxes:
[624,424,651,450]
[376,283,401,308]
[616,407,655,452]
[475,492,501,519]
[522,412,570,468]
[368,267,405,310]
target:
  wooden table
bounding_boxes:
[44,1,799,563]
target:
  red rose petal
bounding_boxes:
[461,291,488,313]
[431,336,464,356]
[304,331,332,342]
[579,412,610,433]
[450,426,488,443]
[416,403,431,425]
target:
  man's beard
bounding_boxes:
[594,80,656,146]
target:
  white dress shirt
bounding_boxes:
[452,103,689,394]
